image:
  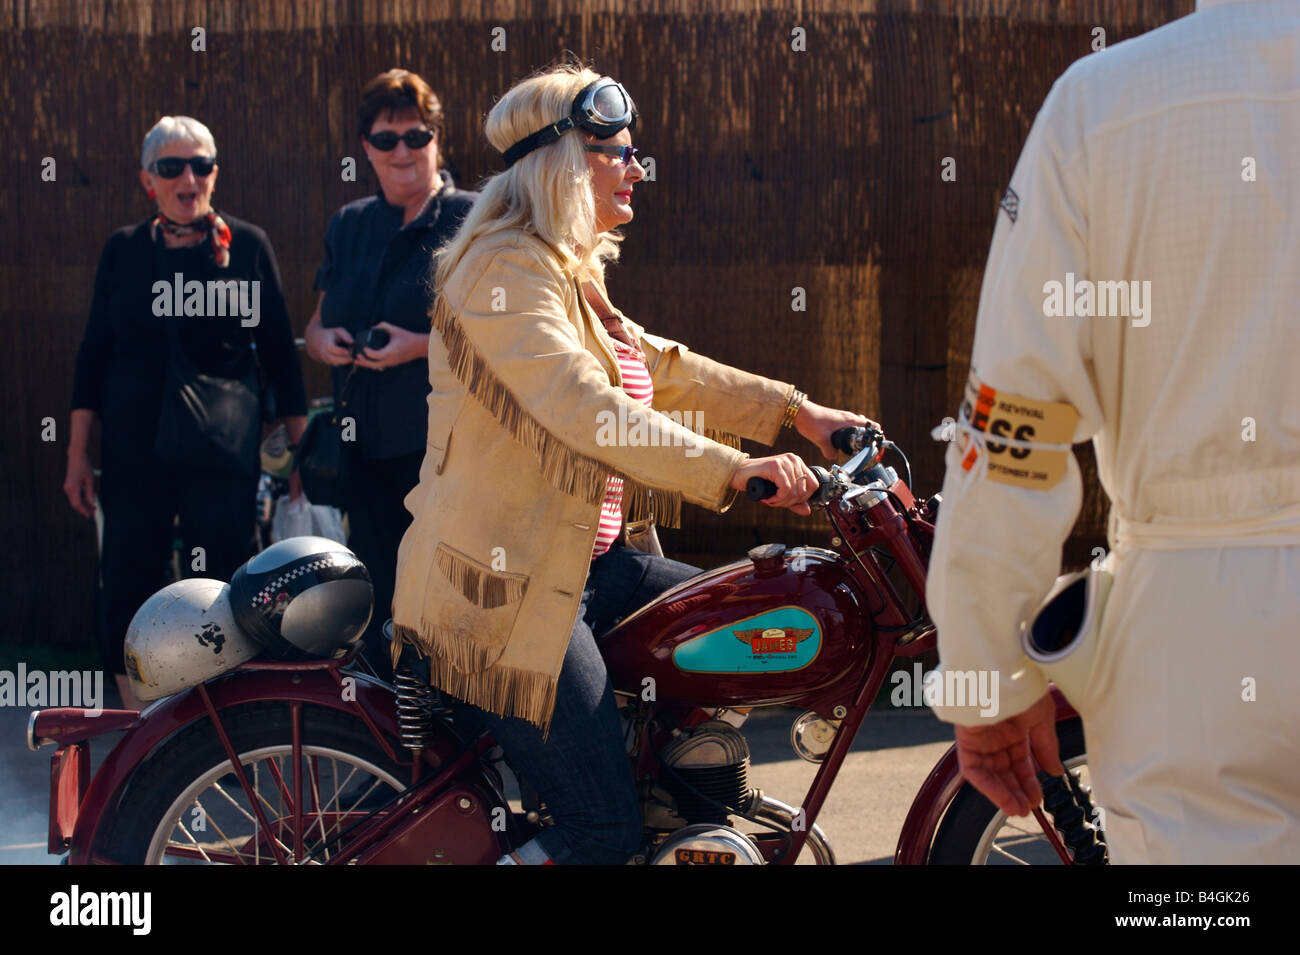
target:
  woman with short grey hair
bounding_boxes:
[64,115,308,709]
[139,116,216,187]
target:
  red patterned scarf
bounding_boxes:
[150,211,232,268]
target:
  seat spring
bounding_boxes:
[393,666,435,752]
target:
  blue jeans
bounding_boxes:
[450,544,700,865]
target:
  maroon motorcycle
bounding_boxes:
[28,425,1106,865]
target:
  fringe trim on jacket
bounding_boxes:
[434,543,527,609]
[392,621,558,737]
[431,297,744,529]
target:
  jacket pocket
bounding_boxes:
[434,542,529,610]
[429,426,454,475]
[428,394,466,475]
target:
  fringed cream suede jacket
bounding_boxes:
[391,228,794,732]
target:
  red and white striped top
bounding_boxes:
[592,340,655,559]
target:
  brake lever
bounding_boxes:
[841,442,882,479]
[831,425,885,479]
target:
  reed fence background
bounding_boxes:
[1,0,1193,648]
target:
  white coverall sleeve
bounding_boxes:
[927,72,1107,725]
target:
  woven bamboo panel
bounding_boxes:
[1,0,1192,646]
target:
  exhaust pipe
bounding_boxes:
[746,791,836,865]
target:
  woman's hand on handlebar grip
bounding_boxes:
[794,400,878,460]
[731,454,817,515]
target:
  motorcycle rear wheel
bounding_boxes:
[926,718,1104,864]
[103,701,409,865]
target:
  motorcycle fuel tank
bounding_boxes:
[602,545,874,709]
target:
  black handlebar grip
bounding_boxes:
[830,427,858,455]
[746,477,778,501]
[747,466,832,503]
[832,424,885,455]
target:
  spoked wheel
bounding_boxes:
[104,702,409,865]
[927,718,1106,865]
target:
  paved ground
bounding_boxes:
[743,707,955,864]
[0,687,955,866]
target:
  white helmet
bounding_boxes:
[123,579,262,702]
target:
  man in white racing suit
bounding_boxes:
[926,0,1300,864]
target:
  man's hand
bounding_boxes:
[953,691,1065,817]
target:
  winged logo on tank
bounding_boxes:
[734,627,815,655]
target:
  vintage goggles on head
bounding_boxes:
[501,77,638,168]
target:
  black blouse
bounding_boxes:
[71,213,308,457]
[314,173,475,460]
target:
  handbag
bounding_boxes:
[153,320,263,477]
[293,377,357,508]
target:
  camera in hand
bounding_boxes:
[351,327,390,358]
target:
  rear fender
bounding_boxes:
[67,668,453,863]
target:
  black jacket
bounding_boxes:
[314,174,476,460]
[71,213,308,462]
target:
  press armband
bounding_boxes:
[932,372,1079,490]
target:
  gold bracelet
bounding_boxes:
[782,389,806,429]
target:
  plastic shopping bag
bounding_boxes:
[272,495,348,546]
[271,494,313,541]
[308,502,347,545]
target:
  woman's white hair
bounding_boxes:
[140,116,217,170]
[436,65,623,290]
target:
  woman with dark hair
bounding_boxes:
[64,115,308,709]
[303,69,476,680]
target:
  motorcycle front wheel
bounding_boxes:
[103,701,409,865]
[926,718,1106,865]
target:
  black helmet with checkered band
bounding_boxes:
[228,536,373,659]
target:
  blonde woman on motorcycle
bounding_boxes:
[391,64,871,865]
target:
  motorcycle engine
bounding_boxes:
[658,719,754,824]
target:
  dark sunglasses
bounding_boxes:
[584,144,639,165]
[365,128,435,151]
[149,156,216,178]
